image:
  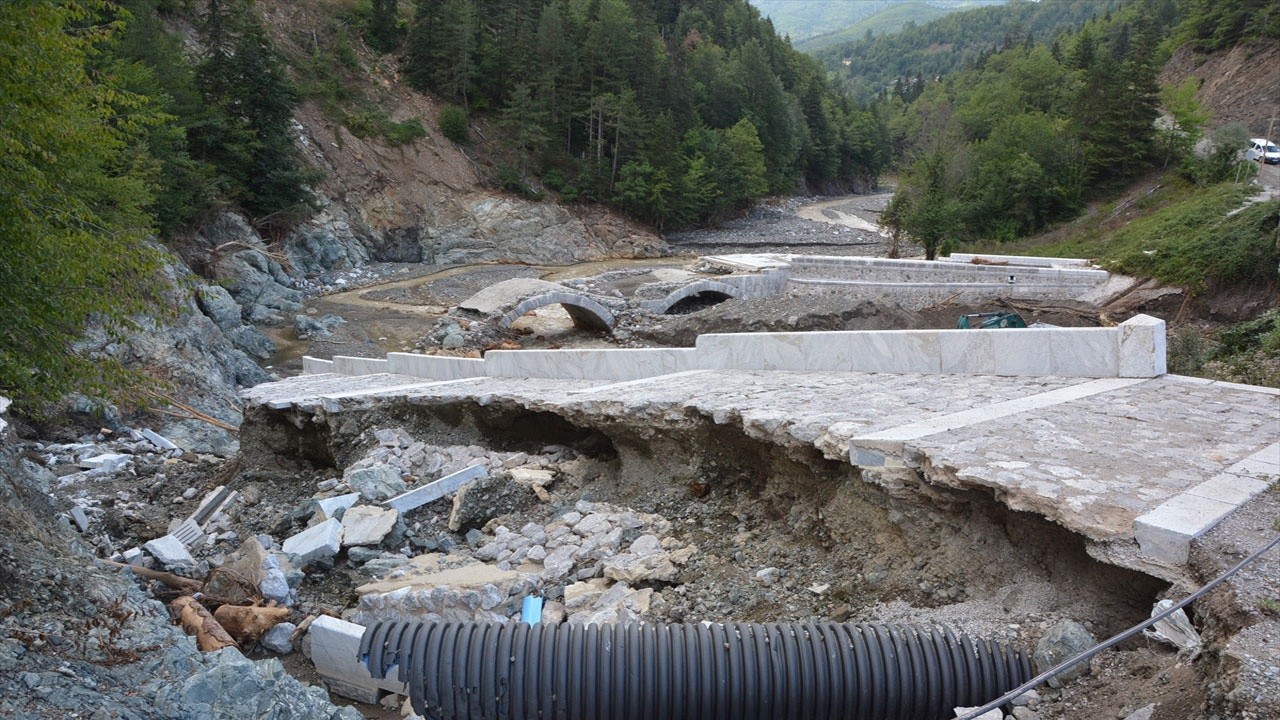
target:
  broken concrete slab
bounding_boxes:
[143,534,195,570]
[78,453,130,471]
[341,506,398,547]
[281,518,342,566]
[355,560,519,596]
[313,492,360,521]
[382,463,486,514]
[69,506,89,533]
[139,428,179,451]
[170,518,203,548]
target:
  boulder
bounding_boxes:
[1033,620,1097,687]
[448,471,537,532]
[346,464,406,503]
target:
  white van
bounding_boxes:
[1246,138,1280,164]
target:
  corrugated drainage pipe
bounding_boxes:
[360,621,1032,720]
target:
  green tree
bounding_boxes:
[190,0,314,231]
[887,149,967,260]
[0,0,168,410]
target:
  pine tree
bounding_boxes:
[190,0,314,230]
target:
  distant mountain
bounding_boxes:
[814,0,1120,101]
[751,0,1005,44]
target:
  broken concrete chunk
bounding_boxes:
[282,517,343,566]
[341,506,399,547]
[313,492,360,521]
[346,464,406,503]
[143,534,195,570]
[140,428,179,451]
[69,506,89,533]
[602,552,679,584]
[78,453,130,471]
[382,464,486,514]
[508,467,554,485]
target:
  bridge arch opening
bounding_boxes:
[500,293,615,333]
[654,280,741,315]
[665,290,734,315]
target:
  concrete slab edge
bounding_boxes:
[1134,443,1280,566]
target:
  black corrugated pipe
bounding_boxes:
[360,621,1032,720]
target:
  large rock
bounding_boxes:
[346,464,406,503]
[448,471,537,532]
[1033,620,1097,687]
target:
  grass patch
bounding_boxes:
[971,181,1278,295]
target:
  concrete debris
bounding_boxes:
[144,534,195,570]
[69,506,89,533]
[139,428,180,451]
[954,707,1002,720]
[383,464,486,514]
[281,518,342,566]
[341,506,399,547]
[314,492,360,521]
[78,453,131,472]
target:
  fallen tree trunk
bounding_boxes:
[100,559,203,595]
[214,604,291,645]
[171,596,238,651]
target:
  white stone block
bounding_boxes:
[383,464,487,513]
[333,356,390,376]
[79,453,130,471]
[314,492,360,521]
[1134,493,1237,565]
[282,518,342,565]
[137,428,179,451]
[308,616,406,702]
[849,330,941,373]
[1118,314,1166,377]
[143,534,195,569]
[1185,473,1271,506]
[302,356,335,375]
[387,352,485,381]
[342,506,399,547]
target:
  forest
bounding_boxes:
[400,0,890,228]
[878,0,1279,259]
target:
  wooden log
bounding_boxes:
[171,596,238,651]
[213,604,291,645]
[100,559,203,595]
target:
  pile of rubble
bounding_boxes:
[28,421,702,715]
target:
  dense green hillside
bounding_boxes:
[403,0,888,228]
[820,0,1123,101]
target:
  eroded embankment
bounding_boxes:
[242,393,1165,639]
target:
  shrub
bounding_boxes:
[438,105,469,144]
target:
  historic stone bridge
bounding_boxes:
[245,316,1279,583]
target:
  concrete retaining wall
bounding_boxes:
[786,255,1107,285]
[311,314,1165,383]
